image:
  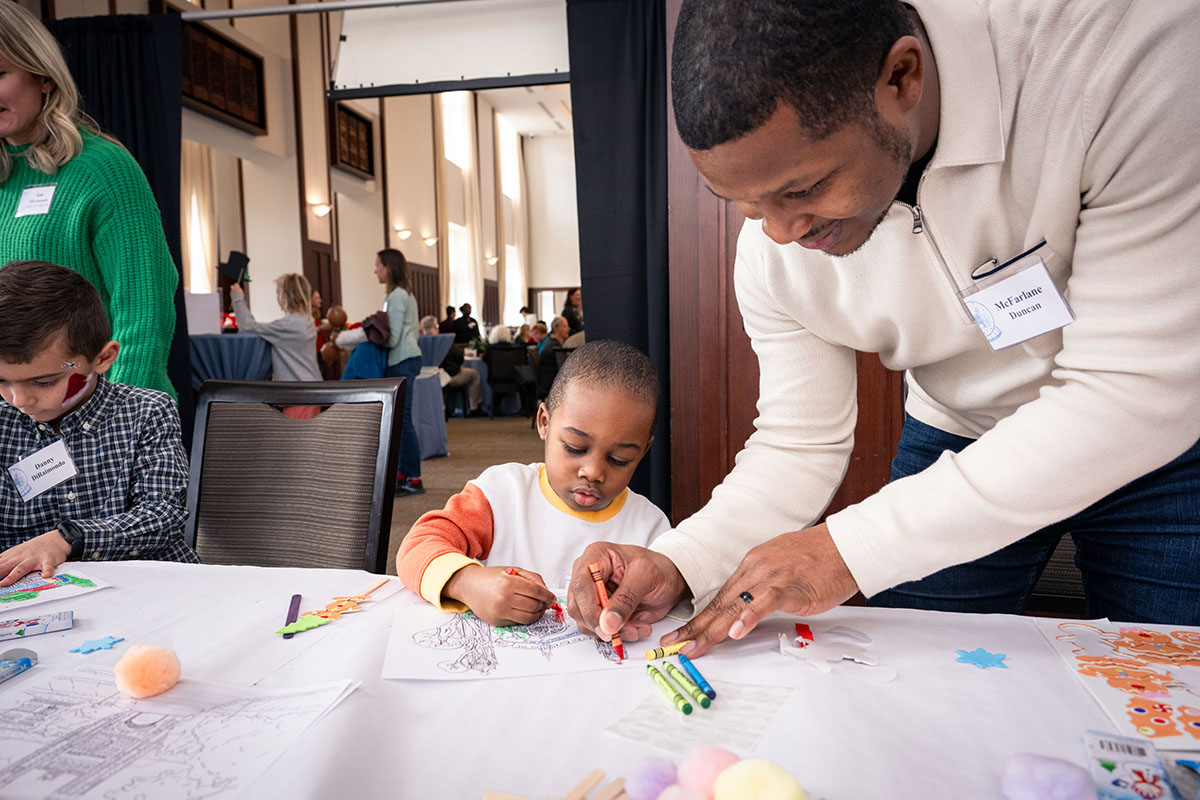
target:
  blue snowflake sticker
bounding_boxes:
[956,648,1007,669]
[70,635,125,654]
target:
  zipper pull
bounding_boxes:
[911,204,924,234]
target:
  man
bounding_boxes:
[438,305,456,334]
[453,303,479,344]
[569,0,1200,649]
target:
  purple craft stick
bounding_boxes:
[282,594,302,640]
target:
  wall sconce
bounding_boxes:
[394,227,413,240]
[423,236,438,247]
[310,203,332,218]
[486,256,499,266]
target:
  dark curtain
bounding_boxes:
[566,0,671,512]
[47,15,193,448]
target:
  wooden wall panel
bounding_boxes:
[408,263,439,321]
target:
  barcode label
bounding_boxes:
[1097,739,1147,757]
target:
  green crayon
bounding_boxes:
[664,661,711,708]
[647,663,692,715]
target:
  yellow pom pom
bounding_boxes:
[712,759,805,800]
[113,644,181,699]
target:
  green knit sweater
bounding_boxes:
[0,130,178,396]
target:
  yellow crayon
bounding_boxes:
[644,640,691,660]
[664,661,711,708]
[647,664,692,715]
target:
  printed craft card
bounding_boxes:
[1038,619,1200,752]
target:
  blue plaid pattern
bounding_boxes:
[0,376,199,563]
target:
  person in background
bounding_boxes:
[438,305,456,334]
[517,324,532,343]
[310,289,323,321]
[536,316,570,400]
[520,306,537,328]
[529,322,548,346]
[453,303,479,344]
[229,274,321,382]
[377,249,424,496]
[0,2,177,397]
[487,325,513,345]
[0,261,198,585]
[561,288,584,336]
[420,315,483,416]
[538,316,569,358]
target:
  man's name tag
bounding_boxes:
[15,184,56,218]
[8,439,77,502]
[961,247,1073,350]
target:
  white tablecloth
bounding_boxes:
[0,562,1128,799]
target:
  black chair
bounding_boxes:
[185,378,405,573]
[485,344,536,418]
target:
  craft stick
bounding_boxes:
[590,778,627,800]
[480,792,532,800]
[353,575,390,598]
[565,770,604,800]
[281,594,302,640]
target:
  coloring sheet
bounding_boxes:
[607,679,795,756]
[1037,619,1200,751]
[0,570,108,610]
[382,590,679,680]
[0,663,355,799]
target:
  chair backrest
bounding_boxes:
[485,345,529,388]
[185,378,405,573]
[554,347,575,369]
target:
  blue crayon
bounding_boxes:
[678,653,716,700]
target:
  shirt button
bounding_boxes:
[82,422,91,430]
[91,551,100,559]
[38,424,46,430]
[129,549,139,557]
[67,492,76,500]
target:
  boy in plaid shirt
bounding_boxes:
[0,260,198,585]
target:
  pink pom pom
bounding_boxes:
[627,757,678,800]
[677,746,741,798]
[1001,753,1097,800]
[657,787,704,800]
[113,644,181,699]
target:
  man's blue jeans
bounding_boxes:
[867,415,1200,624]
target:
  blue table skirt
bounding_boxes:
[410,370,449,459]
[189,334,273,391]
[419,333,455,367]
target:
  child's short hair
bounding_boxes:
[0,260,110,364]
[546,340,659,417]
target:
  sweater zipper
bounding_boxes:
[902,177,974,324]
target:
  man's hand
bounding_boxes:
[662,523,859,657]
[0,530,72,587]
[567,543,688,643]
[443,564,557,627]
[229,283,244,298]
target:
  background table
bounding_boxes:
[418,333,455,368]
[464,357,522,417]
[0,561,1135,799]
[410,368,449,459]
[189,333,272,391]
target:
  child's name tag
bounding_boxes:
[15,184,57,218]
[7,439,77,502]
[960,243,1073,350]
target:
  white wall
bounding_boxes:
[383,95,440,270]
[524,134,580,287]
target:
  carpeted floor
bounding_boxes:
[385,415,546,574]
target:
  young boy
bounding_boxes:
[397,339,670,627]
[0,260,198,586]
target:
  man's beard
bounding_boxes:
[831,116,916,259]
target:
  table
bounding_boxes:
[410,368,449,459]
[189,333,272,391]
[0,561,1140,799]
[418,333,455,367]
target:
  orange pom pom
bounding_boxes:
[113,644,181,698]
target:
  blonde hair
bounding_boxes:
[275,273,313,316]
[0,2,109,183]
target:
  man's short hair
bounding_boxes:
[445,305,455,316]
[546,340,659,419]
[672,0,914,150]
[0,260,111,363]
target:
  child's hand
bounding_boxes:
[444,565,557,627]
[0,530,71,586]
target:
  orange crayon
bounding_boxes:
[587,562,625,660]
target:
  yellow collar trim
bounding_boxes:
[538,464,627,522]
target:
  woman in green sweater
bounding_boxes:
[0,3,177,396]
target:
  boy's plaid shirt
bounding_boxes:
[0,376,199,563]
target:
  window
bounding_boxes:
[441,92,472,171]
[497,114,521,200]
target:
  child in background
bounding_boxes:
[397,340,670,626]
[229,273,321,382]
[0,260,198,586]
